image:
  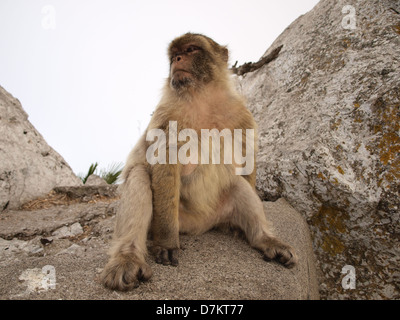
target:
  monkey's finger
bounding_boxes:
[153,246,179,266]
[279,249,298,269]
[152,246,165,264]
[263,247,278,262]
[264,247,297,269]
[169,249,179,266]
[160,248,171,265]
[263,240,298,269]
[122,270,140,289]
[101,261,140,291]
[138,263,153,281]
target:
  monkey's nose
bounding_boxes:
[176,55,182,62]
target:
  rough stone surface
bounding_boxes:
[0,197,319,300]
[0,86,82,210]
[85,174,108,186]
[236,0,400,299]
[52,223,84,239]
[53,185,119,200]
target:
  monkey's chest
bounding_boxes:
[179,163,234,209]
[181,163,198,176]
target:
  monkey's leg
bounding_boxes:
[101,165,153,291]
[150,163,180,266]
[227,177,298,268]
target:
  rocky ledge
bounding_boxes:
[0,186,319,300]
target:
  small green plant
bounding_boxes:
[79,162,98,184]
[78,162,123,185]
[99,162,124,185]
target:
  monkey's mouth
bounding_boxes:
[173,69,191,75]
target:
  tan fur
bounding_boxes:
[101,33,297,291]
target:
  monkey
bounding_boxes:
[100,33,297,291]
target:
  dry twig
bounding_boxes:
[231,45,283,76]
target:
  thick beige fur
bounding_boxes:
[101,33,297,291]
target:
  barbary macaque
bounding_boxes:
[101,33,297,291]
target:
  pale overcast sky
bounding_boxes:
[0,0,319,176]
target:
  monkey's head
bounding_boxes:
[167,33,229,94]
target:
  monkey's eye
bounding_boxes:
[186,46,200,53]
[170,46,201,63]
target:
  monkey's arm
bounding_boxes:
[242,127,256,188]
[150,162,181,266]
[242,164,256,188]
[238,110,257,189]
[100,135,153,291]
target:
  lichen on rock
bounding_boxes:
[237,0,400,299]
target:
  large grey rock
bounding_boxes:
[85,174,107,186]
[0,86,82,210]
[0,198,319,300]
[237,0,400,299]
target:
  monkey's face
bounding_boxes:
[169,43,212,91]
[168,34,229,93]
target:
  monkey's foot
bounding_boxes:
[152,246,179,266]
[262,238,298,269]
[101,256,152,291]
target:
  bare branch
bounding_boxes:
[231,45,283,76]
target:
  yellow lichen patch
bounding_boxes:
[321,234,346,255]
[373,124,382,134]
[384,157,400,184]
[390,157,400,179]
[331,119,342,130]
[311,205,349,256]
[393,24,400,35]
[378,131,400,165]
[370,89,400,186]
[310,206,349,257]
[337,166,345,175]
[317,172,326,180]
[323,206,348,234]
[354,102,360,108]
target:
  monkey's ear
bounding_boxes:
[221,46,229,63]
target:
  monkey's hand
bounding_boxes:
[262,238,298,269]
[152,245,179,266]
[101,255,152,291]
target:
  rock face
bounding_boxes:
[85,174,107,186]
[0,194,319,300]
[0,86,82,210]
[237,0,400,299]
